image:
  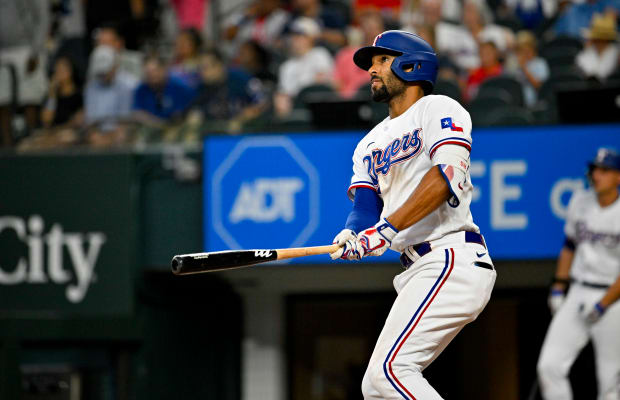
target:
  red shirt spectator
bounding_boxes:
[465,40,503,101]
[333,11,384,98]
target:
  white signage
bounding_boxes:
[229,178,304,223]
[0,215,106,303]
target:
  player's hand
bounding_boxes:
[357,218,399,258]
[330,229,361,260]
[584,301,606,323]
[547,289,566,315]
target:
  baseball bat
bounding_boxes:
[171,244,340,275]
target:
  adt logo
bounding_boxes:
[229,178,304,223]
[211,137,319,250]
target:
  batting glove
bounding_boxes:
[357,218,399,258]
[330,229,362,260]
[547,289,566,315]
[585,302,607,324]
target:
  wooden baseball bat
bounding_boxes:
[171,244,340,275]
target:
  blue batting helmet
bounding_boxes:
[589,148,620,172]
[353,30,438,93]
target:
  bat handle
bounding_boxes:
[276,244,341,260]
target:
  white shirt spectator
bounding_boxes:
[84,70,136,131]
[435,23,512,71]
[278,46,333,96]
[509,57,549,106]
[576,44,619,81]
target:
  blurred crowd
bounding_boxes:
[1,0,619,150]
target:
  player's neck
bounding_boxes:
[388,87,425,119]
[597,188,619,208]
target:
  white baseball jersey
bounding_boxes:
[348,94,478,252]
[538,189,620,400]
[565,189,620,285]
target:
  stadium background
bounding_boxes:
[1,0,620,399]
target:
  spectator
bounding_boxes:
[333,11,385,98]
[402,0,462,27]
[503,0,551,30]
[507,30,549,107]
[222,0,290,56]
[554,0,620,39]
[424,0,514,73]
[351,0,401,26]
[274,17,334,117]
[288,0,348,50]
[465,36,504,101]
[416,23,462,82]
[41,57,83,129]
[576,13,619,81]
[170,28,203,89]
[84,45,136,147]
[170,0,207,30]
[92,22,143,82]
[0,0,50,147]
[84,0,158,50]
[18,56,84,151]
[133,56,195,123]
[188,49,267,133]
[235,40,278,91]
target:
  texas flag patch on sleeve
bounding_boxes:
[440,117,463,132]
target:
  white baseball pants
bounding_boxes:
[361,244,496,399]
[537,284,620,400]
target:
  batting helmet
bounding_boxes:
[588,148,620,172]
[353,30,438,93]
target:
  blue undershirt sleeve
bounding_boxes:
[344,187,383,233]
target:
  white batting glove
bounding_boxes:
[357,218,399,258]
[585,302,607,324]
[330,229,361,260]
[547,289,566,315]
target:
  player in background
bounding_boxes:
[329,30,496,399]
[537,148,620,400]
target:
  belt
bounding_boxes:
[400,231,487,269]
[571,278,609,289]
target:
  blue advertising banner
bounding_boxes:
[205,124,620,261]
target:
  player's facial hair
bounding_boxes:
[371,73,407,103]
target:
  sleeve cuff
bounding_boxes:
[347,182,378,201]
[429,137,472,159]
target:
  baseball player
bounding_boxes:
[537,148,620,400]
[329,30,496,399]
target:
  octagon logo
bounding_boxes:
[211,137,320,250]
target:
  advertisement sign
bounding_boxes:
[204,124,620,261]
[0,154,136,316]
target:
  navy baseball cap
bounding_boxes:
[589,148,620,171]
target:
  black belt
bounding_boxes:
[399,231,487,269]
[571,278,609,289]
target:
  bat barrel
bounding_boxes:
[170,250,279,275]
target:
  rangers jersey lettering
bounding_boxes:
[565,189,620,285]
[348,95,478,251]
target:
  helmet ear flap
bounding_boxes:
[390,53,438,92]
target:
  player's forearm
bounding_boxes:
[600,277,620,308]
[552,247,574,290]
[386,166,450,231]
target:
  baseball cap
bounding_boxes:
[90,45,118,75]
[589,148,620,171]
[289,17,321,37]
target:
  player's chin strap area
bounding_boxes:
[400,231,487,267]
